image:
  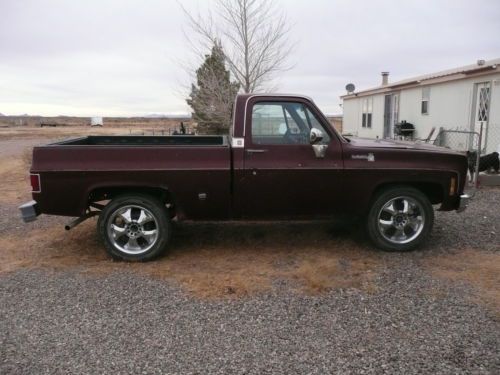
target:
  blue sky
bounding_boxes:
[1,0,499,116]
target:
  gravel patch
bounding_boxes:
[1,266,498,375]
[430,187,500,252]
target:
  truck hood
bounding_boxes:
[346,137,463,155]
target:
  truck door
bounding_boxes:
[239,98,343,219]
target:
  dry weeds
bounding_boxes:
[0,148,32,204]
[0,126,128,140]
[0,219,382,298]
[425,249,500,311]
[0,124,186,141]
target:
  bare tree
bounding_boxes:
[182,0,293,93]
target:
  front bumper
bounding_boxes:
[19,200,40,222]
[456,194,471,213]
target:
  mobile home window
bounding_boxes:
[362,97,373,128]
[421,87,430,114]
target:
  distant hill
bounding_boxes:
[0,113,4,116]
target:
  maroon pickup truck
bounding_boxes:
[20,94,470,261]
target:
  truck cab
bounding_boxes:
[230,94,345,219]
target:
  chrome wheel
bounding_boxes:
[377,196,425,245]
[107,205,159,255]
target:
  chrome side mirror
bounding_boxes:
[310,128,327,158]
[309,128,324,145]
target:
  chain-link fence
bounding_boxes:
[433,128,480,152]
[128,124,196,136]
[431,124,500,187]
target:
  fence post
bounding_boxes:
[474,123,483,189]
[436,127,444,146]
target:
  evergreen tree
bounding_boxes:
[187,43,240,134]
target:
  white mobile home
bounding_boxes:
[342,58,500,153]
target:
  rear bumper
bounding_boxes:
[456,194,471,213]
[19,200,40,222]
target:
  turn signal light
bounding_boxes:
[30,174,41,193]
[449,177,456,196]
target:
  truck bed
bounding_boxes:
[31,135,232,219]
[54,135,227,146]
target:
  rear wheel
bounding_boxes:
[98,194,171,261]
[367,187,434,252]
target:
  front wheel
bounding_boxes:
[98,194,171,261]
[367,187,434,252]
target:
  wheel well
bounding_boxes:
[88,186,175,216]
[372,182,444,205]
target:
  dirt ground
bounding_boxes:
[0,126,499,308]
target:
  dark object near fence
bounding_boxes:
[394,121,415,139]
[466,151,500,180]
[40,123,58,127]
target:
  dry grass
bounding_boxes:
[425,249,500,311]
[0,116,191,129]
[0,223,107,273]
[291,250,379,294]
[0,126,132,140]
[0,219,382,298]
[0,148,32,204]
[0,123,194,141]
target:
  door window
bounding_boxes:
[251,102,330,145]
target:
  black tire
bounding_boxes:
[366,186,434,252]
[98,194,171,261]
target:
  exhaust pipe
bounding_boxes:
[65,211,99,231]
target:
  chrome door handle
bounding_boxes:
[246,149,268,153]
